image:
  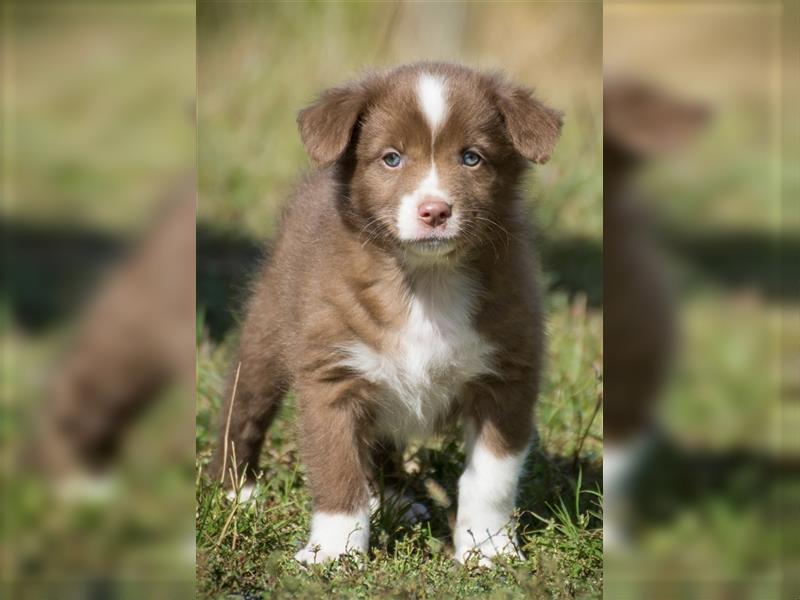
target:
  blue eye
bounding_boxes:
[382,152,402,168]
[462,150,482,167]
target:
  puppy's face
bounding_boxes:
[298,64,563,263]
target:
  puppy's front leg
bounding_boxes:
[294,383,371,565]
[455,386,534,565]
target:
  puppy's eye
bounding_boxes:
[461,150,482,167]
[382,152,402,168]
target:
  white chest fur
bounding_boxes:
[338,269,496,440]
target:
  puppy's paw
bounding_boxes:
[293,544,368,567]
[454,527,524,567]
[224,482,256,503]
[602,512,631,553]
[295,510,370,566]
[294,545,344,565]
[54,472,119,504]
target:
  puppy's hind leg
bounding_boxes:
[210,344,289,500]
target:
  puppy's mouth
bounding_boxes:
[401,236,458,257]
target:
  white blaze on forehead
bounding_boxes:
[395,73,455,244]
[416,165,444,199]
[416,74,448,132]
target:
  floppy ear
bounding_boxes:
[297,82,369,168]
[494,80,563,164]
[604,78,710,158]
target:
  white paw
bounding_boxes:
[603,438,648,553]
[603,510,632,553]
[225,483,256,503]
[454,435,529,566]
[55,472,119,504]
[294,544,348,565]
[603,520,625,552]
[454,526,524,566]
[294,510,370,565]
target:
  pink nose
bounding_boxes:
[417,199,452,228]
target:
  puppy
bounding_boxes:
[603,77,708,547]
[38,176,196,480]
[210,62,563,565]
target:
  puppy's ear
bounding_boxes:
[297,81,369,168]
[604,78,710,158]
[493,77,563,164]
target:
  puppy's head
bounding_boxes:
[298,63,562,264]
[604,77,710,164]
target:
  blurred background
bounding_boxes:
[196,2,603,598]
[603,1,798,597]
[1,1,195,597]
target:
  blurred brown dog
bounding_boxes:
[603,78,708,547]
[37,176,196,478]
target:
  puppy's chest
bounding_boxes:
[339,273,496,438]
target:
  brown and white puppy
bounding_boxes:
[210,62,562,565]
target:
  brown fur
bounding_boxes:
[38,175,196,473]
[210,63,562,516]
[603,78,708,441]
